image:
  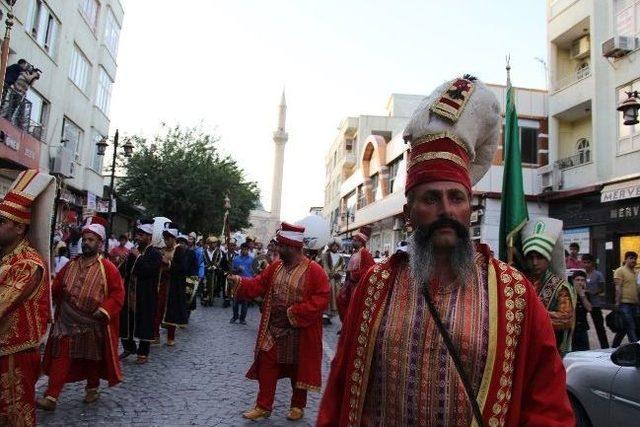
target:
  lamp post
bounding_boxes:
[96,129,134,252]
[618,91,640,126]
[0,7,15,97]
[341,208,354,237]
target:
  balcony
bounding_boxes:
[0,88,45,142]
[0,88,43,169]
[556,150,591,170]
[552,63,590,93]
[548,0,581,20]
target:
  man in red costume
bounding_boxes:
[337,229,374,322]
[0,170,55,427]
[228,222,329,422]
[318,76,574,426]
[38,216,124,410]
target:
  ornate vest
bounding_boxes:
[0,239,50,356]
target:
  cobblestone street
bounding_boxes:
[37,302,341,426]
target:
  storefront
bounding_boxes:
[549,179,640,303]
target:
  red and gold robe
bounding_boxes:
[0,239,49,427]
[318,245,574,426]
[236,258,330,391]
[337,247,375,321]
[42,256,124,387]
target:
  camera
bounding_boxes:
[26,63,42,74]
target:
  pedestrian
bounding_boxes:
[228,222,329,421]
[38,216,124,411]
[522,218,576,355]
[2,62,40,124]
[54,245,70,276]
[0,169,55,427]
[374,250,380,258]
[202,236,223,306]
[159,223,189,346]
[565,242,582,269]
[318,76,573,426]
[612,251,639,347]
[66,226,82,259]
[119,219,163,364]
[582,253,609,348]
[109,234,130,268]
[336,228,374,322]
[571,270,592,351]
[320,237,345,322]
[230,243,254,324]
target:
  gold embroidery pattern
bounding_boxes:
[408,151,468,171]
[0,354,34,427]
[488,262,527,427]
[429,78,476,122]
[346,265,389,426]
[410,132,470,156]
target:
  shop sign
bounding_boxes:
[601,179,640,203]
[86,192,97,210]
[563,227,590,252]
[610,204,640,220]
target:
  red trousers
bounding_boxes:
[45,338,100,399]
[256,345,307,411]
[0,349,40,427]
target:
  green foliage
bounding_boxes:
[117,125,260,235]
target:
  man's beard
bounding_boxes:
[82,244,99,257]
[407,217,476,293]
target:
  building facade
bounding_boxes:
[0,0,123,227]
[544,0,640,286]
[323,86,549,256]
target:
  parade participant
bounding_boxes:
[119,219,163,364]
[187,232,205,286]
[228,222,330,421]
[109,234,130,268]
[0,170,54,426]
[266,239,280,264]
[318,76,573,426]
[178,234,200,319]
[219,237,237,308]
[39,216,124,410]
[230,243,254,324]
[160,224,189,346]
[336,228,374,322]
[522,217,576,355]
[612,251,639,347]
[321,237,345,321]
[202,236,223,306]
[582,253,609,348]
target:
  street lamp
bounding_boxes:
[97,129,133,252]
[617,91,640,126]
[340,208,354,237]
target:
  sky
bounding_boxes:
[110,0,547,223]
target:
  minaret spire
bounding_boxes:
[270,89,288,219]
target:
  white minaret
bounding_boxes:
[270,90,288,219]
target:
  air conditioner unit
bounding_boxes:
[51,146,74,178]
[602,36,637,58]
[571,35,590,59]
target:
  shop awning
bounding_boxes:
[601,178,640,203]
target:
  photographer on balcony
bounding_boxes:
[2,59,41,126]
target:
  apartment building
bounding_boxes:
[0,0,123,225]
[324,85,549,255]
[544,0,640,282]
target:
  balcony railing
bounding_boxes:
[552,64,591,92]
[556,151,591,170]
[0,88,45,142]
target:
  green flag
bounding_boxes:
[499,69,529,265]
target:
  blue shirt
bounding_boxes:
[232,254,254,278]
[194,246,205,279]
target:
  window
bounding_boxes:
[62,118,84,162]
[80,0,100,31]
[345,138,354,151]
[357,184,367,209]
[370,173,379,201]
[576,138,591,164]
[27,0,60,57]
[387,155,402,193]
[618,80,640,153]
[615,0,640,37]
[69,45,90,92]
[91,131,105,172]
[104,9,121,56]
[24,89,49,140]
[96,68,113,114]
[521,127,538,164]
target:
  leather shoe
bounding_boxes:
[242,406,271,420]
[84,388,99,403]
[36,396,57,411]
[287,407,304,421]
[119,350,132,359]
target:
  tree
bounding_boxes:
[117,125,260,235]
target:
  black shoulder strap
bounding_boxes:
[422,286,485,427]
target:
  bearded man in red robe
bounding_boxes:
[318,76,574,426]
[228,222,330,422]
[0,170,55,427]
[337,229,375,322]
[38,216,124,410]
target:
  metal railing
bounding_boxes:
[0,87,45,142]
[552,64,591,92]
[556,151,591,170]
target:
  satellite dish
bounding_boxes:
[296,215,331,250]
